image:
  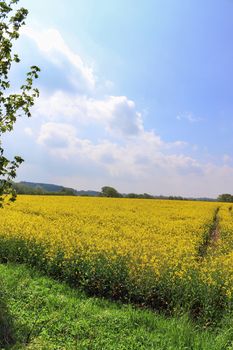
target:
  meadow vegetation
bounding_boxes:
[2,263,233,350]
[0,281,15,349]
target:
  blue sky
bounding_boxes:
[4,0,233,196]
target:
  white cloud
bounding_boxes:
[176,112,203,123]
[37,122,77,152]
[223,154,232,164]
[35,92,144,137]
[21,26,96,92]
[24,127,33,136]
[36,120,199,178]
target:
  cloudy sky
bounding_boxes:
[4,0,233,197]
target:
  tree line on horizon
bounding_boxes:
[12,182,232,202]
[217,194,233,203]
[12,182,186,199]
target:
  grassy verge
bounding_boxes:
[0,284,15,349]
[1,264,233,349]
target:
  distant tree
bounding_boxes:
[101,186,122,198]
[125,192,155,199]
[127,193,138,198]
[217,194,233,202]
[0,0,40,207]
[34,186,45,195]
[59,188,76,196]
[12,181,31,194]
[142,193,154,199]
[168,195,184,200]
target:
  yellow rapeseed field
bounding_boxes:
[0,195,232,319]
[0,196,216,271]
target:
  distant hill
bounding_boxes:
[20,181,68,193]
[13,181,100,197]
[13,181,77,195]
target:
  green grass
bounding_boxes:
[1,264,233,349]
[0,284,15,349]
